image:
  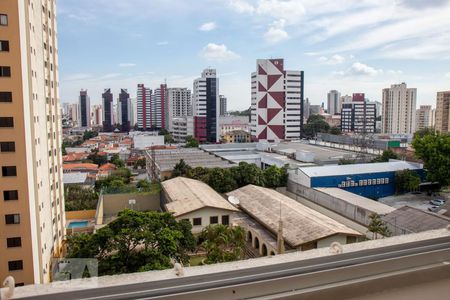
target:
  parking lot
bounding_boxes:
[378,192,445,212]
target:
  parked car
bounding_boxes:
[430,199,445,206]
[428,206,439,212]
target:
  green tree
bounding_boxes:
[172,159,192,178]
[87,149,108,166]
[185,135,199,148]
[338,158,356,165]
[412,131,450,187]
[110,154,125,168]
[83,130,98,141]
[395,169,421,194]
[263,165,288,188]
[329,126,342,135]
[66,210,195,275]
[303,115,330,138]
[136,179,151,190]
[230,162,265,187]
[200,224,245,264]
[64,185,99,211]
[186,166,209,181]
[371,149,399,163]
[203,168,238,193]
[367,213,391,239]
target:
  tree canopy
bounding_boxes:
[87,149,108,166]
[371,149,399,163]
[83,130,98,141]
[367,213,391,239]
[185,135,199,148]
[395,169,421,194]
[66,209,196,275]
[200,224,245,264]
[303,115,331,138]
[110,154,125,168]
[412,131,450,187]
[64,186,99,211]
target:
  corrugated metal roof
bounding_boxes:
[299,161,422,178]
[382,206,450,233]
[63,172,88,184]
[227,185,362,248]
[162,177,239,217]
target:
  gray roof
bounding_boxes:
[299,161,422,178]
[63,172,88,184]
[382,206,450,233]
[227,185,362,248]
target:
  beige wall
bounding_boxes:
[66,210,96,220]
[176,207,236,234]
[102,193,160,217]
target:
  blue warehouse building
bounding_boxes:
[295,161,424,199]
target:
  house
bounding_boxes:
[161,177,239,233]
[63,163,98,174]
[223,130,252,143]
[227,185,363,255]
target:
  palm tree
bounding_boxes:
[199,224,245,264]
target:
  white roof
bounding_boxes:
[299,161,422,178]
[315,188,395,215]
[63,172,88,184]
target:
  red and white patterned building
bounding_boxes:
[251,59,304,142]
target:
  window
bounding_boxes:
[0,92,12,102]
[0,40,9,51]
[0,117,13,127]
[8,260,23,271]
[0,14,7,26]
[7,237,21,248]
[0,141,15,152]
[222,215,230,225]
[0,66,11,77]
[193,218,202,226]
[3,190,18,201]
[5,214,20,224]
[2,166,17,176]
[210,216,218,224]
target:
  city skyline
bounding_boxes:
[58,0,450,110]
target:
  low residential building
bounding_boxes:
[227,185,363,255]
[133,134,165,150]
[293,161,424,199]
[219,115,250,136]
[223,130,252,143]
[63,172,93,187]
[161,177,239,233]
[63,163,99,174]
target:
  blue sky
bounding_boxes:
[58,0,450,110]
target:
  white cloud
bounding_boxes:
[264,19,289,43]
[318,54,345,65]
[199,22,217,31]
[445,72,450,78]
[118,63,136,67]
[156,41,169,46]
[256,0,305,24]
[348,62,382,76]
[228,0,255,14]
[387,70,403,75]
[200,43,240,61]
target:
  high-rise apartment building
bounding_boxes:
[303,98,310,122]
[219,95,227,116]
[137,84,152,131]
[415,105,434,131]
[102,88,113,132]
[152,84,166,129]
[382,83,416,134]
[341,101,376,133]
[251,59,304,142]
[91,104,102,127]
[78,89,90,128]
[327,90,341,115]
[0,0,65,285]
[166,88,191,132]
[341,95,353,103]
[118,89,131,132]
[193,68,219,143]
[435,91,450,133]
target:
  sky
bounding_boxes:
[58,0,450,110]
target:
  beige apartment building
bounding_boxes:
[382,83,416,134]
[0,0,65,285]
[415,105,434,131]
[435,91,450,133]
